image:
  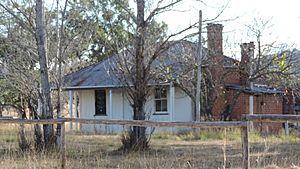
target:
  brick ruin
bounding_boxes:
[206,24,295,132]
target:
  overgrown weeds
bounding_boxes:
[152,128,300,143]
[0,124,300,168]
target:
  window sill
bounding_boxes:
[94,114,107,117]
[153,112,169,115]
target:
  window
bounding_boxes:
[155,86,168,113]
[95,90,106,115]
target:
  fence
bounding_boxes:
[0,114,299,169]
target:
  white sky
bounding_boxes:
[48,0,300,59]
[148,0,300,58]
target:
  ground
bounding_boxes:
[0,124,299,169]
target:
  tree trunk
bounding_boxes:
[35,0,54,149]
[28,98,44,151]
[18,109,30,152]
[0,105,2,117]
[122,0,148,151]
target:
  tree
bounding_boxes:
[0,2,44,150]
[0,0,138,150]
[35,0,55,148]
[110,0,200,151]
[64,0,133,63]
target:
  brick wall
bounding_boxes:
[226,89,283,132]
[224,68,240,84]
[254,94,283,133]
[206,24,285,133]
[283,88,295,114]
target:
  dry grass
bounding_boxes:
[0,124,299,169]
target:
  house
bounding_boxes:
[63,48,194,133]
[63,24,292,133]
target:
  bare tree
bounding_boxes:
[55,0,69,146]
[110,0,201,151]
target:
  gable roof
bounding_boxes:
[63,40,238,90]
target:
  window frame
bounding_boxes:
[154,86,168,115]
[94,90,107,116]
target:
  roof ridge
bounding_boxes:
[64,56,113,78]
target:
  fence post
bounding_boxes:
[241,125,249,169]
[241,116,250,169]
[61,122,66,169]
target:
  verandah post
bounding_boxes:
[61,122,66,169]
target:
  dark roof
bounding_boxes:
[63,57,122,90]
[225,84,283,95]
[224,56,239,67]
[63,40,238,90]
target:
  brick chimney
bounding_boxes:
[239,42,255,86]
[207,23,224,76]
[207,23,225,118]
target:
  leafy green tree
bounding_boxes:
[65,0,133,62]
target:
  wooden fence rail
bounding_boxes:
[67,118,247,128]
[243,114,300,122]
[0,118,66,124]
[0,114,299,169]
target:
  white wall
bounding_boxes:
[174,87,193,121]
[78,90,107,133]
[77,86,193,133]
[173,87,193,133]
[147,86,193,133]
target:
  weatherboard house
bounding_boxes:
[63,24,290,133]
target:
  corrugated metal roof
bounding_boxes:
[63,57,122,90]
[225,84,283,94]
[63,40,239,90]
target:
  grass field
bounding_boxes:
[0,124,299,169]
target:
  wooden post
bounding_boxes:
[109,89,113,132]
[249,94,254,131]
[74,91,78,130]
[61,122,66,169]
[241,124,249,169]
[169,82,175,122]
[69,90,73,130]
[285,121,289,135]
[195,10,202,122]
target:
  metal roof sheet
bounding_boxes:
[63,40,239,90]
[225,84,283,94]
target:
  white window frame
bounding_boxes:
[154,86,168,115]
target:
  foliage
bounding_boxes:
[65,0,133,62]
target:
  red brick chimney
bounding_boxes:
[239,42,255,86]
[207,23,224,74]
[207,23,225,118]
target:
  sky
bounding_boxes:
[149,0,300,58]
[47,0,299,59]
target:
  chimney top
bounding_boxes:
[241,42,255,50]
[240,42,255,86]
[207,23,223,56]
[207,23,223,31]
